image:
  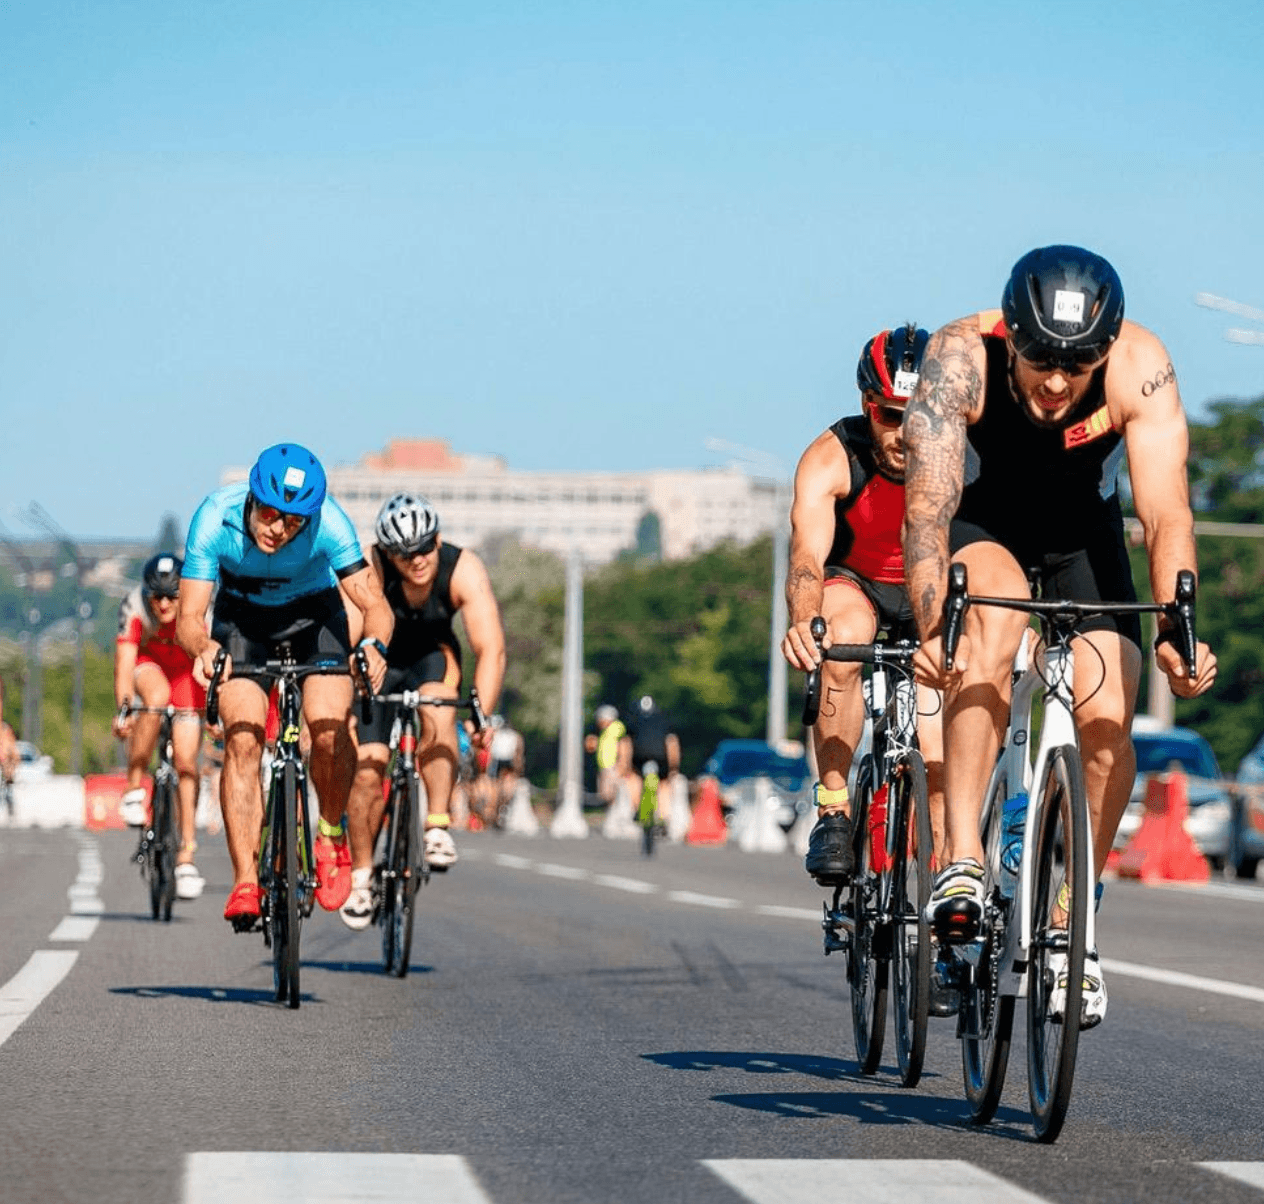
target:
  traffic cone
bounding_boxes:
[686,776,727,845]
[1116,769,1209,884]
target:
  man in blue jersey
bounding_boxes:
[177,443,393,927]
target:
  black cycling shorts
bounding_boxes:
[823,565,916,637]
[212,588,352,687]
[949,518,1141,649]
[355,649,453,747]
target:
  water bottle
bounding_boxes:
[998,792,1028,897]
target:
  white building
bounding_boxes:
[230,439,781,564]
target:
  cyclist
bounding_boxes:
[622,695,681,828]
[113,554,207,899]
[341,493,506,928]
[902,245,1217,1027]
[0,717,16,818]
[585,703,627,803]
[782,324,945,886]
[177,443,393,927]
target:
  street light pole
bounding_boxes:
[705,438,790,748]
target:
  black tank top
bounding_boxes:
[958,334,1125,552]
[824,415,905,583]
[378,542,462,667]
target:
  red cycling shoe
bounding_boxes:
[314,834,353,911]
[223,882,262,932]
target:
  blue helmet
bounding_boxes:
[248,443,327,517]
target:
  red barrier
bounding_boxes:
[686,777,727,845]
[1116,769,1209,884]
[84,773,148,831]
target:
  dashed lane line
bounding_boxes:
[1199,1163,1264,1191]
[704,1159,1053,1203]
[668,890,741,909]
[535,862,591,880]
[594,873,659,894]
[1102,958,1264,1004]
[183,1153,490,1204]
[0,950,80,1048]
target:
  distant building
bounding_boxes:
[228,439,782,564]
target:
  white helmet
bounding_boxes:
[375,493,440,556]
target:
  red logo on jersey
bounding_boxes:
[1063,404,1114,449]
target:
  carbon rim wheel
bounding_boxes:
[282,763,302,1010]
[267,778,288,1002]
[962,774,1014,1123]
[849,760,888,1075]
[389,774,421,978]
[1027,746,1088,1142]
[892,753,932,1088]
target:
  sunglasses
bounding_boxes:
[150,591,179,602]
[255,504,307,534]
[394,539,438,560]
[868,402,907,427]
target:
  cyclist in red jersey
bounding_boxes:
[114,554,207,899]
[783,324,945,887]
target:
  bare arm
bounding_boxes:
[902,318,985,640]
[1113,324,1216,696]
[340,562,395,691]
[177,577,216,678]
[450,550,507,715]
[782,431,851,671]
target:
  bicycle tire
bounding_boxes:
[280,762,303,1009]
[387,771,421,978]
[1027,745,1088,1142]
[380,773,402,974]
[151,780,176,922]
[962,772,1015,1123]
[639,776,658,858]
[891,752,932,1088]
[849,758,888,1075]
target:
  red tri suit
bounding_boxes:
[823,414,905,585]
[116,586,207,710]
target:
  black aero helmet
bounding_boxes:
[856,323,931,401]
[141,553,182,599]
[1002,245,1124,368]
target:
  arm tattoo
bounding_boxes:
[902,326,980,632]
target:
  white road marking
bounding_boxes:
[183,1152,491,1203]
[0,950,80,1048]
[493,853,534,869]
[667,890,740,909]
[756,904,821,920]
[1101,958,1264,1004]
[704,1159,1052,1204]
[594,874,659,894]
[1198,1163,1264,1191]
[70,896,104,915]
[1148,880,1264,904]
[49,916,100,942]
[536,863,590,880]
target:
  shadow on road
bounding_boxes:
[109,984,312,1006]
[304,959,434,977]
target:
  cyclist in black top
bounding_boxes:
[902,245,1217,1026]
[622,695,681,825]
[342,493,506,927]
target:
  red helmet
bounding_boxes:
[856,323,930,402]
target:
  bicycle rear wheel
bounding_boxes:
[891,752,931,1088]
[1027,745,1088,1142]
[962,773,1014,1123]
[150,781,176,922]
[849,759,887,1075]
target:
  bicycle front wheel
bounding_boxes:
[385,772,421,978]
[849,759,887,1075]
[962,772,1014,1124]
[1027,745,1089,1142]
[151,781,176,922]
[891,752,931,1088]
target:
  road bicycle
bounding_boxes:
[373,687,486,977]
[939,564,1197,1142]
[207,644,372,1009]
[119,702,201,922]
[637,762,664,857]
[803,616,933,1087]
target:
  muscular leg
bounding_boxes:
[217,678,269,887]
[171,716,202,863]
[812,579,879,816]
[1071,629,1142,880]
[915,682,947,868]
[302,674,356,826]
[939,542,1031,869]
[418,681,459,823]
[128,664,171,795]
[346,741,390,873]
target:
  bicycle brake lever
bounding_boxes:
[205,648,228,728]
[353,646,375,725]
[802,617,826,728]
[469,686,488,733]
[1174,569,1197,679]
[943,563,968,672]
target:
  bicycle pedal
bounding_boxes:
[930,906,982,946]
[230,914,260,934]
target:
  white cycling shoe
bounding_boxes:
[120,788,148,828]
[175,862,205,900]
[424,827,458,870]
[1047,950,1107,1030]
[340,868,375,931]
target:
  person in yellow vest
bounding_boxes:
[585,704,626,803]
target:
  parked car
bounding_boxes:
[701,739,810,830]
[14,741,53,781]
[1231,733,1264,880]
[1113,725,1230,870]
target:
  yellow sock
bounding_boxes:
[426,813,451,828]
[814,784,849,808]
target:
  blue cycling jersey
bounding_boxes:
[184,482,366,607]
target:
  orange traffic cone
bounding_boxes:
[1116,769,1209,884]
[686,777,728,845]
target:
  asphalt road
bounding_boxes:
[1,824,1262,1204]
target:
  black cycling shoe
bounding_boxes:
[804,810,855,884]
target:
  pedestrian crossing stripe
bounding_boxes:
[181,1156,1264,1203]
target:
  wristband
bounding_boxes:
[359,637,388,658]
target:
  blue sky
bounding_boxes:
[2,1,1262,539]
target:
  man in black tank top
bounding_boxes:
[340,494,507,928]
[902,246,1217,1026]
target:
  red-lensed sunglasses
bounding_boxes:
[255,504,306,534]
[868,401,906,427]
